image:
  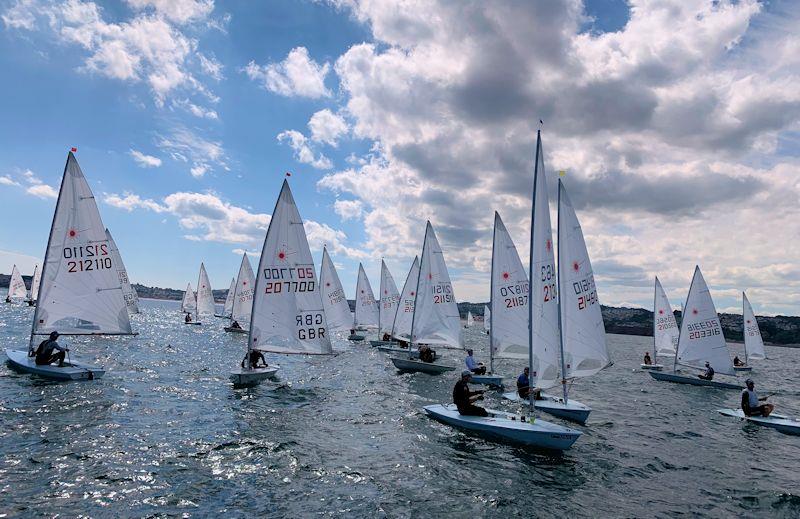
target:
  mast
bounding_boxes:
[527,134,539,413]
[653,277,658,362]
[556,178,569,405]
[674,271,694,373]
[742,292,748,364]
[490,212,497,375]
[410,224,429,358]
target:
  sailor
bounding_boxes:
[697,361,715,381]
[643,351,653,365]
[184,313,193,324]
[418,344,435,363]
[741,379,774,417]
[230,320,242,330]
[382,332,391,341]
[33,331,68,367]
[465,349,486,375]
[733,355,744,367]
[517,367,531,398]
[241,349,268,369]
[453,370,488,417]
[4,295,10,303]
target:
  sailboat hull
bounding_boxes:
[423,404,581,450]
[390,357,454,374]
[224,327,247,334]
[229,366,279,386]
[348,334,366,342]
[718,408,800,436]
[733,366,753,372]
[649,371,741,390]
[5,349,105,381]
[369,340,394,347]
[640,364,664,371]
[377,345,417,356]
[469,374,504,387]
[502,391,591,424]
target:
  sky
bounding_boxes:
[0,0,798,316]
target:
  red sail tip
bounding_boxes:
[70,147,77,152]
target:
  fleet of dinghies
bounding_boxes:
[4,143,795,450]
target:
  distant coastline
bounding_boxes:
[3,275,799,346]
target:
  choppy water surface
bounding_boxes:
[1,298,799,517]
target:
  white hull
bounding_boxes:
[641,364,664,371]
[390,356,455,374]
[377,345,417,356]
[502,390,591,424]
[224,326,247,334]
[5,348,104,381]
[229,366,279,386]
[649,371,741,390]
[718,408,800,436]
[423,404,581,450]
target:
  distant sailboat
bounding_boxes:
[231,180,332,385]
[224,254,255,333]
[219,277,235,319]
[354,263,379,332]
[641,277,679,370]
[106,229,139,314]
[319,246,354,333]
[370,260,400,347]
[181,283,200,325]
[376,256,419,354]
[483,305,490,334]
[6,264,27,301]
[26,264,40,306]
[5,151,136,380]
[737,292,766,371]
[650,267,740,389]
[196,263,215,318]
[465,311,474,328]
[390,222,461,374]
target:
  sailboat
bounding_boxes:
[376,257,419,355]
[218,278,235,318]
[181,283,201,325]
[224,254,255,334]
[26,264,40,306]
[369,260,401,347]
[483,305,490,334]
[352,263,379,341]
[106,229,140,314]
[735,292,766,371]
[5,151,136,380]
[465,311,474,328]
[319,246,355,334]
[230,180,332,385]
[390,222,461,374]
[196,262,215,320]
[641,277,679,370]
[649,266,740,389]
[6,264,27,302]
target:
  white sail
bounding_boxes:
[181,283,197,314]
[196,263,215,317]
[378,260,400,337]
[743,292,766,361]
[411,222,463,349]
[557,180,611,379]
[653,277,679,357]
[231,254,255,326]
[466,311,474,327]
[27,264,41,302]
[248,180,332,355]
[391,256,419,341]
[31,152,133,336]
[675,266,734,376]
[354,263,379,329]
[483,305,490,331]
[490,213,528,360]
[106,229,139,314]
[222,278,236,318]
[530,136,561,389]
[319,247,354,331]
[7,265,27,299]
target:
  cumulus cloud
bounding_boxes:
[26,183,57,199]
[333,199,363,220]
[308,109,348,146]
[156,126,227,177]
[243,46,331,98]
[129,149,162,168]
[125,0,215,24]
[277,130,333,169]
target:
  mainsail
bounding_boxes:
[181,283,197,315]
[248,180,332,355]
[557,180,611,380]
[106,229,139,314]
[30,152,133,336]
[391,256,419,341]
[196,263,215,317]
[27,264,41,303]
[653,277,679,358]
[491,213,528,361]
[529,133,560,390]
[411,222,463,349]
[354,263,379,329]
[675,266,734,376]
[319,246,353,331]
[222,278,235,318]
[466,311,474,327]
[231,253,255,327]
[742,292,766,361]
[483,305,490,332]
[7,265,27,299]
[378,260,400,337]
